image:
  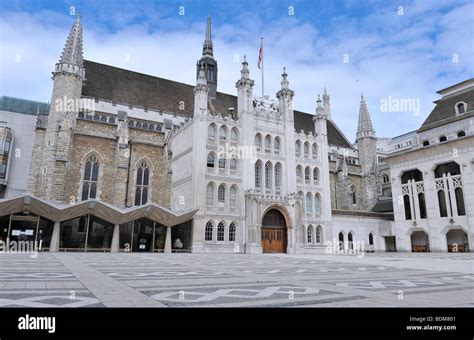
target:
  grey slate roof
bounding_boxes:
[82,60,352,148]
[419,84,474,132]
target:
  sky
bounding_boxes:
[0,0,473,140]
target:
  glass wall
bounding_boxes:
[60,216,88,250]
[171,221,192,252]
[87,216,114,251]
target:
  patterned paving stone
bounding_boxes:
[0,252,472,307]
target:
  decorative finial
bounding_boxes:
[243,54,247,63]
[283,67,286,74]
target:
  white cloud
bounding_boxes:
[0,1,472,141]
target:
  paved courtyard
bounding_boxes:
[0,252,472,307]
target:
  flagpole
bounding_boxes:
[261,37,264,97]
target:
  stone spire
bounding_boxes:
[316,94,325,117]
[276,67,294,100]
[240,55,250,80]
[323,86,331,119]
[281,67,289,89]
[197,15,217,98]
[59,13,83,67]
[356,93,375,139]
[202,15,213,58]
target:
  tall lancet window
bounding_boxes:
[81,154,100,201]
[255,160,262,189]
[135,161,150,206]
[265,161,273,192]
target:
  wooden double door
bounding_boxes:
[261,228,287,253]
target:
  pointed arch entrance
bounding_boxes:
[261,209,287,253]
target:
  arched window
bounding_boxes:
[208,123,217,139]
[81,154,100,201]
[313,168,319,182]
[305,193,312,214]
[275,163,282,193]
[217,222,225,241]
[230,157,237,171]
[312,143,318,159]
[307,225,313,244]
[403,195,412,220]
[295,140,301,157]
[304,142,310,158]
[219,125,228,141]
[264,135,271,152]
[435,162,463,217]
[382,174,389,183]
[348,232,353,250]
[422,140,430,147]
[314,193,321,214]
[206,183,215,206]
[205,221,213,241]
[338,232,344,250]
[265,162,273,191]
[296,165,303,182]
[255,161,262,189]
[316,225,322,244]
[350,185,356,205]
[219,154,226,169]
[218,184,226,203]
[229,222,236,242]
[207,152,215,168]
[369,233,374,246]
[230,185,238,208]
[437,190,448,217]
[135,161,150,206]
[230,128,239,143]
[305,167,311,182]
[455,187,466,216]
[274,137,281,154]
[457,130,466,138]
[418,193,427,219]
[455,102,466,114]
[439,135,447,142]
[255,133,262,150]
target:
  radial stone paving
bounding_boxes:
[0,252,472,307]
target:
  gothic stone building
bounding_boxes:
[2,15,470,253]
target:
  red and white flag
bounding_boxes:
[257,38,263,69]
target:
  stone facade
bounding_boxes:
[18,14,473,254]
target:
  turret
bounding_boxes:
[276,67,295,122]
[32,14,85,201]
[356,93,378,210]
[196,16,218,99]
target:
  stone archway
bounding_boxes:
[410,230,430,252]
[261,209,288,253]
[446,229,469,252]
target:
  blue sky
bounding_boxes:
[1,0,473,140]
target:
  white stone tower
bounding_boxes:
[313,94,333,232]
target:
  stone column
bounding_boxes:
[111,224,120,253]
[49,222,60,252]
[164,226,172,253]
